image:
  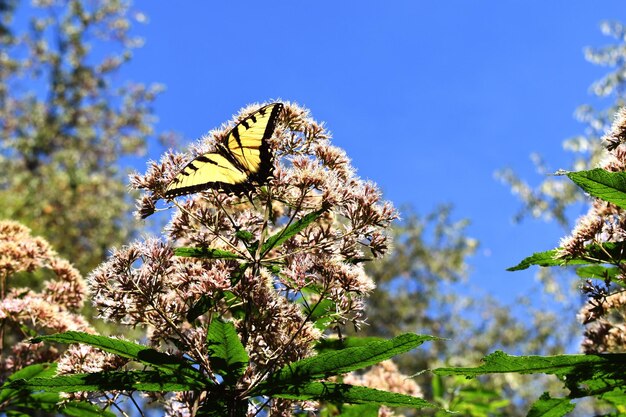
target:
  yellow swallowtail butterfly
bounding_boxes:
[165,103,283,198]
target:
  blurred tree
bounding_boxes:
[0,0,164,274]
[359,206,578,416]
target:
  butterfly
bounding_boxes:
[165,103,283,198]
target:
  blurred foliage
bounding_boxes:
[0,0,165,274]
[359,206,579,416]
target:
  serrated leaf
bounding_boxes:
[432,352,626,414]
[12,392,116,417]
[507,249,562,271]
[31,332,206,383]
[433,351,626,377]
[5,392,60,413]
[305,298,337,331]
[315,337,386,354]
[2,363,57,385]
[174,247,241,259]
[526,393,576,417]
[0,363,59,404]
[9,370,206,393]
[261,208,327,256]
[187,294,219,322]
[433,351,626,398]
[271,382,436,409]
[235,229,254,242]
[575,265,620,281]
[256,334,436,393]
[508,242,626,271]
[600,388,626,408]
[567,169,626,209]
[223,290,246,319]
[207,318,249,385]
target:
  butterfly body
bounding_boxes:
[165,103,283,198]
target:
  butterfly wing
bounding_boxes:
[226,102,282,184]
[164,103,283,198]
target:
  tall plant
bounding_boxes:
[2,102,440,416]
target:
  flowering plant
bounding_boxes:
[4,102,437,416]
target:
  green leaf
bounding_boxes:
[430,374,444,400]
[2,363,57,385]
[271,382,436,409]
[256,334,436,393]
[315,337,386,354]
[265,263,283,275]
[9,370,206,393]
[187,294,218,322]
[305,298,338,331]
[433,351,626,377]
[207,318,249,385]
[31,332,207,383]
[186,287,247,323]
[508,242,626,271]
[507,249,562,271]
[600,388,626,409]
[567,169,626,209]
[5,392,61,413]
[261,208,327,256]
[174,247,242,259]
[527,393,576,417]
[235,229,254,242]
[10,392,117,417]
[5,411,31,417]
[575,265,620,281]
[443,383,509,416]
[432,351,626,400]
[0,363,58,404]
[223,290,246,319]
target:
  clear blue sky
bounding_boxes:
[123,1,626,302]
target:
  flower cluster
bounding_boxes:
[578,291,626,354]
[559,108,626,257]
[559,108,626,353]
[88,101,399,414]
[0,220,92,380]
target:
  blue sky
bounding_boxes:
[123,2,626,302]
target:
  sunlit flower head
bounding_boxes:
[95,101,398,415]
